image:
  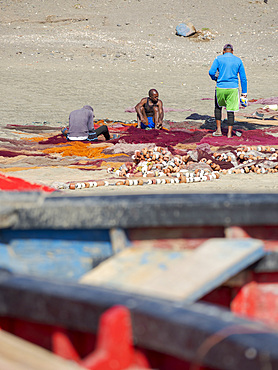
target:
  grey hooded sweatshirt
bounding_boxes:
[68,105,96,140]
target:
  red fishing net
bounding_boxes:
[116,126,208,145]
[38,135,68,145]
[0,174,55,192]
[200,129,278,146]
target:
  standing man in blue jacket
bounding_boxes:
[209,44,247,138]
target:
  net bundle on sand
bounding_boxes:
[0,173,55,192]
[55,143,278,191]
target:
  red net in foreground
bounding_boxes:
[200,129,278,146]
[118,126,206,145]
[0,174,55,192]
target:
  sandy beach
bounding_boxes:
[1,0,278,194]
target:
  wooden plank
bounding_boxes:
[0,329,84,370]
[235,117,278,126]
[80,238,265,303]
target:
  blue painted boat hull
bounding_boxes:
[0,229,113,280]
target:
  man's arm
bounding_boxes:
[158,100,164,119]
[87,111,95,132]
[156,100,164,129]
[135,98,148,123]
[238,61,247,95]
[209,58,219,81]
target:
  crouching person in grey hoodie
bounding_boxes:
[61,105,111,141]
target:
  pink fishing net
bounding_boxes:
[71,155,131,167]
[263,126,278,134]
[249,97,278,105]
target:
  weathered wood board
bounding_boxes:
[80,238,265,303]
[235,117,278,126]
[0,329,84,370]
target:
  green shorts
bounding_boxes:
[216,88,239,112]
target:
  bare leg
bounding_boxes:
[153,106,158,129]
[215,120,222,135]
[157,112,163,129]
[153,106,163,129]
[137,114,141,128]
[227,111,235,138]
[159,108,164,129]
[137,106,148,128]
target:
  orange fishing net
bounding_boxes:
[42,142,128,159]
[23,136,50,142]
[119,122,138,127]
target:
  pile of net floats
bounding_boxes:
[55,145,278,190]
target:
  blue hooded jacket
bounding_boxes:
[209,53,247,94]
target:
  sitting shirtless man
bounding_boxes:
[135,89,164,129]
